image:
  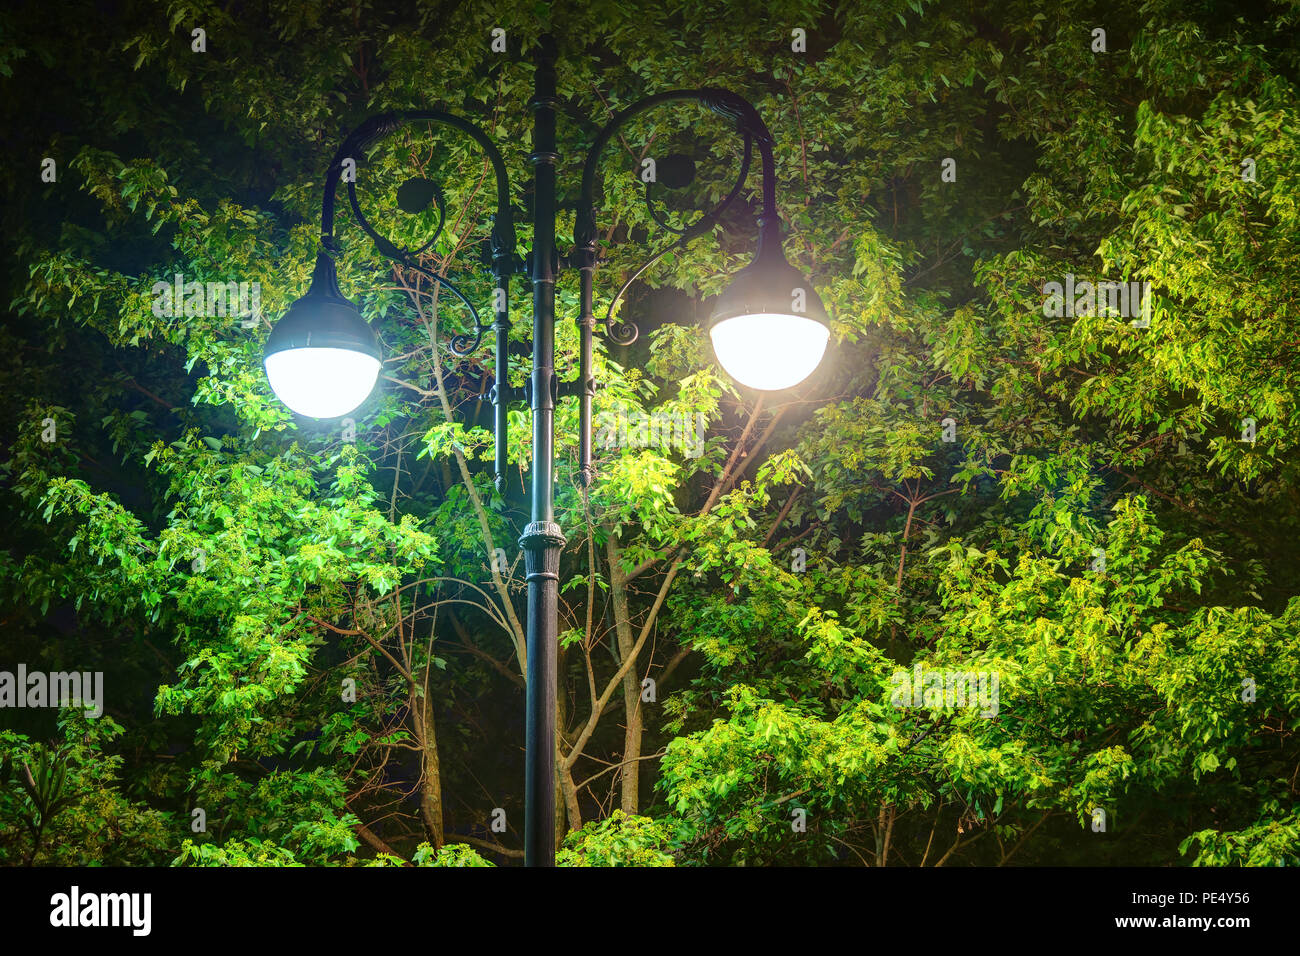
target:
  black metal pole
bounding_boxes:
[519,34,564,868]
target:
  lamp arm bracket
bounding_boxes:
[574,89,771,348]
[317,110,516,358]
[397,258,492,357]
[556,376,597,400]
[489,382,525,404]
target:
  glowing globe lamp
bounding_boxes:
[264,252,381,419]
[707,236,829,391]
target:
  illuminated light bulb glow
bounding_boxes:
[264,347,381,418]
[709,312,830,391]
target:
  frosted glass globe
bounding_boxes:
[264,347,381,418]
[709,313,829,390]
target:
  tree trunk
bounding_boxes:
[606,537,643,815]
[418,689,445,849]
[555,664,571,843]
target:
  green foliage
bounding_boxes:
[557,812,675,867]
[175,838,304,867]
[0,713,173,866]
[412,843,494,867]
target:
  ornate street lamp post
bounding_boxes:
[263,34,829,866]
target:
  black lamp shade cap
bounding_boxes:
[264,251,380,361]
[707,246,829,330]
[264,294,380,360]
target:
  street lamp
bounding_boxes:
[263,251,382,418]
[706,226,831,391]
[262,35,827,865]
